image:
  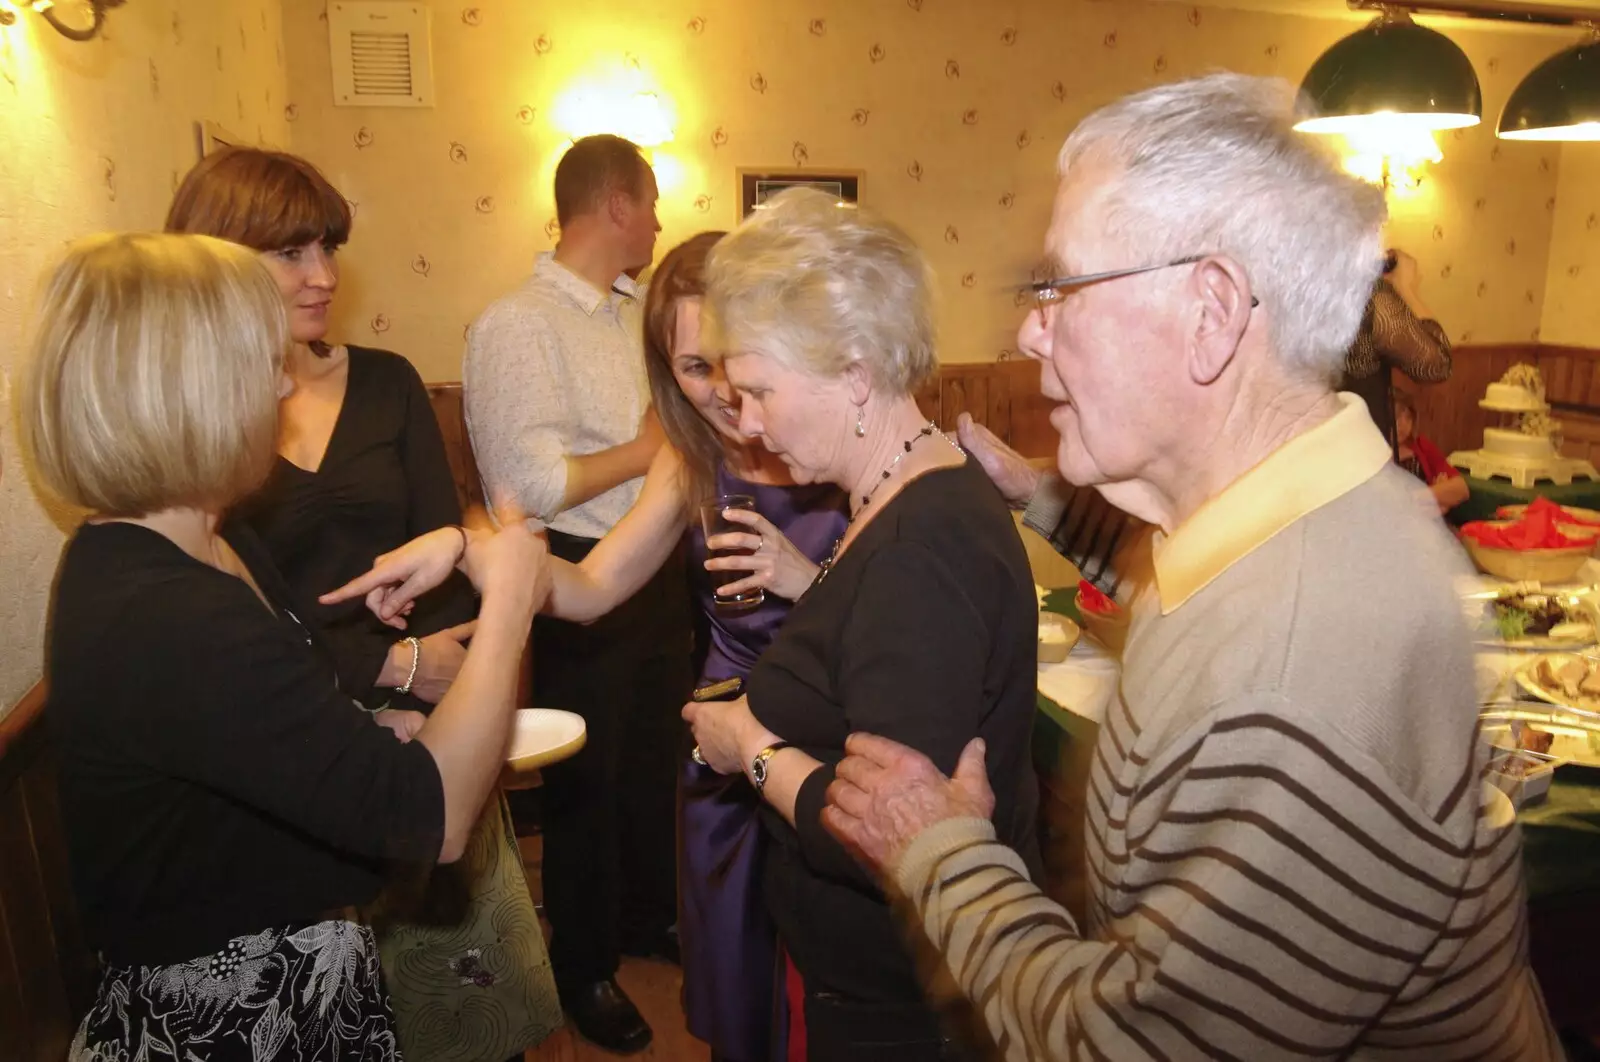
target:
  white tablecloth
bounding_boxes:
[1037,635,1121,725]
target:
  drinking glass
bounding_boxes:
[699,494,765,612]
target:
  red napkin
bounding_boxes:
[1493,496,1600,527]
[1463,497,1600,549]
[1077,579,1120,616]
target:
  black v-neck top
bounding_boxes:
[47,521,446,966]
[747,457,1043,1003]
[232,346,477,711]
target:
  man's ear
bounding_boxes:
[606,190,630,228]
[1188,256,1252,386]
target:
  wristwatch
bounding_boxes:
[750,742,792,793]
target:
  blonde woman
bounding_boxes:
[22,233,546,1061]
[680,189,1043,1060]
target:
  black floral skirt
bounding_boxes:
[70,919,401,1061]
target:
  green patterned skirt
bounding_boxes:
[368,792,562,1061]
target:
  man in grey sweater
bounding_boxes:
[822,73,1562,1060]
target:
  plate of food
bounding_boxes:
[1489,588,1598,648]
[1483,699,1600,770]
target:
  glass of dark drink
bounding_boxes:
[699,494,765,612]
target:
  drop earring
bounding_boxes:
[855,407,866,438]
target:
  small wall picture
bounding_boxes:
[739,170,861,217]
[195,119,251,160]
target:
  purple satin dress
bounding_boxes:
[681,465,847,1062]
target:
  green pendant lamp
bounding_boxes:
[1499,39,1600,141]
[1296,14,1482,135]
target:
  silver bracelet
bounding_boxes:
[397,636,422,695]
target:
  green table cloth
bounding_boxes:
[1517,770,1600,901]
[1451,475,1600,525]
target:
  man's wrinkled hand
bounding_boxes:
[822,733,995,878]
[957,413,1042,509]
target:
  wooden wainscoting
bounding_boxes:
[431,346,1600,482]
[428,360,1058,477]
[0,683,95,1062]
[1401,343,1600,465]
[919,358,1059,459]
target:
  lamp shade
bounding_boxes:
[1498,42,1600,141]
[1296,18,1482,135]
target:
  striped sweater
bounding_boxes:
[894,414,1561,1059]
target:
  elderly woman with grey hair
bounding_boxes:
[339,189,1044,1060]
[824,74,1563,1060]
[675,188,1043,1061]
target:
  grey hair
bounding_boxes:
[701,187,937,395]
[1059,72,1387,381]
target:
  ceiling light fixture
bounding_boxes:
[0,0,128,41]
[1498,35,1600,139]
[1295,11,1483,135]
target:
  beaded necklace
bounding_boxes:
[816,420,960,582]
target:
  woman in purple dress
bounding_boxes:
[542,232,847,1061]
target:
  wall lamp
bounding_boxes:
[0,0,128,42]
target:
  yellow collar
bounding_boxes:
[1151,393,1391,615]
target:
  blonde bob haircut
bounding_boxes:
[20,232,288,517]
[702,188,937,396]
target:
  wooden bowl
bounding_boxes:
[1075,588,1130,654]
[1464,537,1592,584]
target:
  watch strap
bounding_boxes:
[750,741,792,792]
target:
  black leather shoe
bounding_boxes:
[561,978,652,1055]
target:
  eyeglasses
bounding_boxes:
[1025,254,1259,319]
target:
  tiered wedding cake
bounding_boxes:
[1448,364,1599,488]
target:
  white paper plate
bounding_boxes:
[1513,654,1600,713]
[1496,630,1598,651]
[505,709,586,772]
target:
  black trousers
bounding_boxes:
[802,991,975,1062]
[534,529,694,989]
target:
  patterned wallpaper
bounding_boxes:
[0,0,289,716]
[279,0,1577,382]
[0,0,1592,712]
[1542,143,1600,347]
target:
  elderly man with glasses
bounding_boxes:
[822,73,1562,1061]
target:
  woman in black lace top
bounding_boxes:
[1339,248,1452,453]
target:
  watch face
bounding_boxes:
[752,756,769,788]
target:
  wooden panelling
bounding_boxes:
[931,359,1058,459]
[431,347,1600,482]
[1401,343,1600,469]
[0,683,92,1062]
